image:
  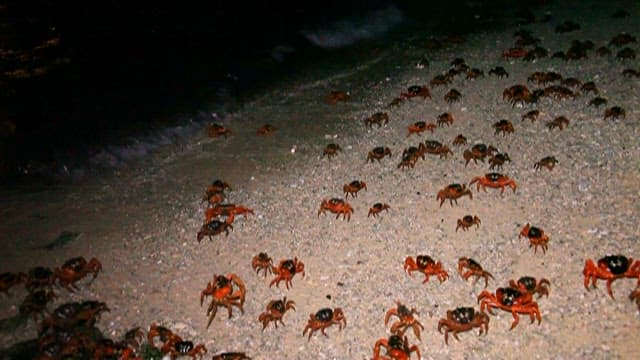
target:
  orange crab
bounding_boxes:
[583,255,640,299]
[251,252,273,278]
[478,287,541,330]
[364,112,390,128]
[54,257,103,292]
[502,47,528,59]
[343,180,367,198]
[400,85,431,100]
[546,116,569,131]
[458,257,494,288]
[436,183,472,207]
[423,140,453,158]
[452,134,467,147]
[368,203,390,218]
[205,204,254,224]
[509,276,550,298]
[206,124,232,138]
[463,144,498,167]
[372,335,420,360]
[318,198,354,221]
[270,258,305,289]
[519,224,550,254]
[456,215,481,232]
[534,156,558,171]
[197,216,234,242]
[406,121,436,137]
[384,301,424,340]
[201,273,246,328]
[323,143,342,159]
[493,119,514,136]
[438,307,490,345]
[367,147,392,163]
[258,297,296,331]
[303,307,346,341]
[404,255,449,284]
[469,173,517,194]
[437,112,454,127]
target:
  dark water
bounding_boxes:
[0,0,546,184]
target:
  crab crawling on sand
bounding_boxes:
[207,124,232,138]
[438,307,489,345]
[365,112,390,128]
[478,287,541,330]
[404,255,449,284]
[469,173,517,194]
[583,255,640,299]
[384,301,424,340]
[318,198,353,221]
[372,335,420,360]
[258,297,296,331]
[323,143,342,159]
[458,257,493,288]
[456,215,481,232]
[534,156,558,171]
[509,276,550,298]
[303,307,346,341]
[519,224,550,254]
[437,183,472,207]
[604,106,626,120]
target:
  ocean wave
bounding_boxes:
[302,4,404,48]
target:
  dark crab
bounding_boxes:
[604,106,626,120]
[534,156,558,171]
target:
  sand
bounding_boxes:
[1,1,639,359]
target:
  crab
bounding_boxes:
[463,144,497,167]
[343,180,367,198]
[502,47,527,59]
[367,146,392,163]
[206,124,232,138]
[205,204,254,224]
[25,266,56,292]
[488,153,511,170]
[609,33,637,47]
[477,287,541,330]
[493,119,514,136]
[384,301,424,340]
[502,85,531,107]
[19,289,56,321]
[437,112,454,127]
[256,124,276,136]
[430,74,452,87]
[488,66,509,78]
[509,276,551,298]
[583,255,640,299]
[0,272,26,296]
[436,183,473,207]
[580,81,598,95]
[444,89,462,103]
[466,68,484,79]
[258,297,296,330]
[270,258,305,289]
[543,86,576,100]
[372,335,420,360]
[404,255,449,284]
[437,307,490,345]
[561,77,582,88]
[201,273,246,328]
[604,106,626,120]
[546,116,569,131]
[400,85,431,100]
[326,91,350,104]
[469,173,517,194]
[205,179,231,193]
[148,323,182,350]
[211,352,252,360]
[528,71,561,85]
[40,300,110,333]
[54,257,102,292]
[197,217,234,242]
[302,307,346,341]
[458,257,494,287]
[365,112,390,128]
[424,140,453,158]
[588,97,608,107]
[534,156,558,171]
[456,215,481,232]
[452,134,467,147]
[167,341,207,360]
[406,121,436,137]
[616,47,636,60]
[318,198,354,221]
[519,224,550,254]
[368,203,390,218]
[323,143,342,159]
[251,252,273,278]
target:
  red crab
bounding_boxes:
[54,257,102,292]
[502,47,528,59]
[318,198,354,221]
[437,112,454,127]
[205,204,254,224]
[256,124,276,136]
[197,216,234,242]
[258,297,296,330]
[206,124,232,138]
[493,119,514,136]
[509,276,551,298]
[437,307,490,345]
[365,112,390,128]
[458,257,494,288]
[323,143,342,159]
[478,287,541,330]
[372,335,420,360]
[456,215,481,232]
[463,144,498,167]
[436,183,472,207]
[546,116,569,131]
[368,203,391,218]
[343,180,367,198]
[270,257,305,289]
[400,85,431,100]
[583,255,640,299]
[424,140,453,158]
[201,273,246,328]
[302,307,346,341]
[519,224,550,254]
[251,252,273,278]
[384,301,424,340]
[452,134,467,147]
[534,156,558,171]
[326,91,350,105]
[406,121,436,137]
[367,147,392,163]
[404,255,449,284]
[604,106,626,120]
[469,173,517,194]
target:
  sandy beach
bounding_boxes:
[1,1,639,359]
